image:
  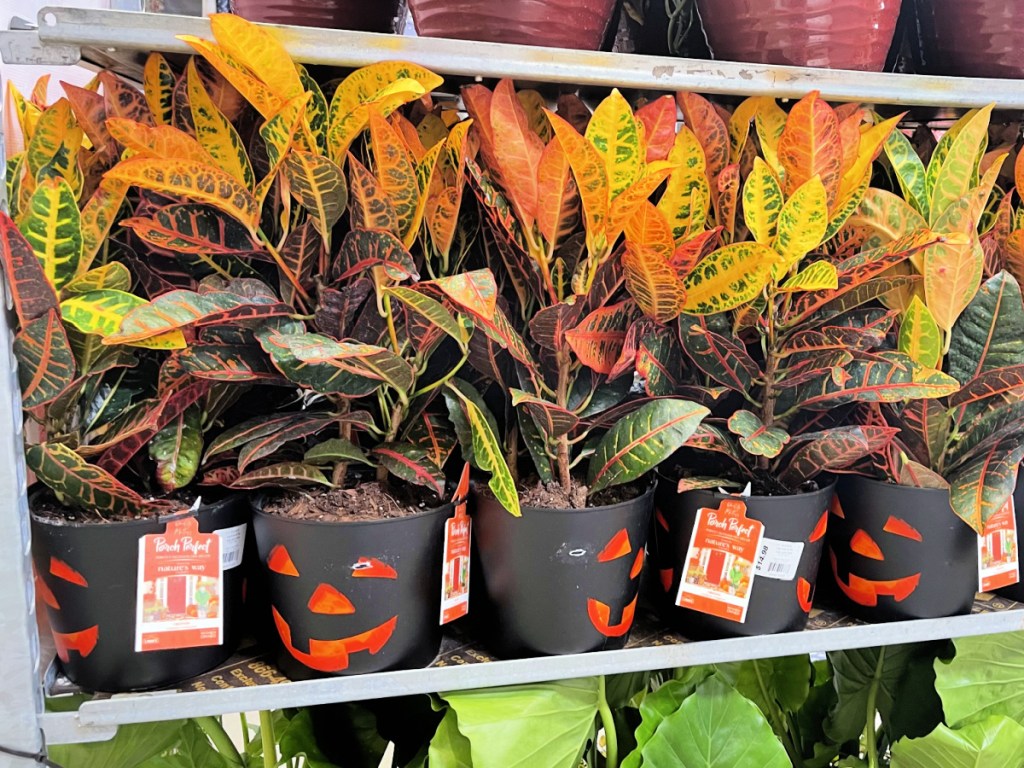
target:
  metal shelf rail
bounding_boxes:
[2,6,1024,760]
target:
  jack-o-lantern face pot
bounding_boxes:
[252,498,451,679]
[30,496,249,692]
[649,480,832,639]
[828,476,978,621]
[470,484,654,657]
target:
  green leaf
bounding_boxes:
[237,412,337,472]
[14,308,76,408]
[928,105,993,224]
[883,128,929,216]
[588,399,709,492]
[61,262,132,296]
[726,409,790,459]
[283,150,347,245]
[334,228,418,282]
[25,442,151,516]
[441,677,599,768]
[18,176,82,290]
[736,655,812,716]
[428,709,473,768]
[742,157,783,245]
[278,709,351,768]
[948,438,1024,533]
[139,720,230,768]
[258,329,387,397]
[373,443,446,497]
[949,271,1024,384]
[305,438,372,465]
[891,717,1024,768]
[937,632,1024,728]
[899,295,942,369]
[778,260,838,293]
[445,380,520,516]
[511,388,579,439]
[50,720,186,768]
[636,676,790,768]
[826,645,916,744]
[386,285,469,346]
[230,462,331,489]
[679,315,761,393]
[149,404,203,493]
[681,242,776,314]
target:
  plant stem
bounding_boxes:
[753,664,802,767]
[382,292,402,355]
[865,649,885,768]
[239,712,249,744]
[259,711,276,768]
[410,348,469,398]
[758,288,780,473]
[597,676,618,768]
[555,351,572,491]
[257,228,310,304]
[195,716,244,767]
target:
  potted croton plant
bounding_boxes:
[125,18,491,676]
[830,105,1024,620]
[440,80,710,656]
[630,92,959,638]
[3,75,252,692]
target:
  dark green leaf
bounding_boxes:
[149,404,203,492]
[14,308,76,407]
[305,438,371,466]
[373,443,446,497]
[26,442,153,516]
[949,272,1024,384]
[679,315,761,393]
[825,645,917,744]
[230,462,331,489]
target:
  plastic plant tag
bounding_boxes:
[978,496,1019,593]
[675,498,764,622]
[135,516,223,652]
[755,537,804,581]
[440,464,472,625]
[213,522,247,570]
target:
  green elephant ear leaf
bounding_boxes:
[636,675,790,768]
[936,632,1024,728]
[441,677,599,768]
[428,708,473,768]
[891,716,1024,768]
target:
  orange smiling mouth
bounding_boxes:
[272,607,397,673]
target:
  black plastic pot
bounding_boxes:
[252,496,451,678]
[828,476,978,621]
[31,495,249,692]
[650,480,832,639]
[995,469,1024,603]
[471,484,654,656]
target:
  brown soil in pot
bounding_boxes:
[264,482,442,522]
[30,491,193,525]
[492,477,649,510]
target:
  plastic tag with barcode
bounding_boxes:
[754,537,804,582]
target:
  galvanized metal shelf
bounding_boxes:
[40,597,1024,744]
[2,7,1024,108]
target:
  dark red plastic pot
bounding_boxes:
[230,0,401,32]
[408,0,618,50]
[252,497,450,679]
[650,480,831,639]
[828,476,977,621]
[914,0,1024,79]
[472,484,653,656]
[694,0,902,70]
[995,470,1024,602]
[31,496,249,692]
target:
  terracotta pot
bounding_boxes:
[252,496,451,678]
[828,476,977,622]
[230,0,401,32]
[471,484,653,656]
[32,496,250,692]
[915,0,1024,79]
[650,480,832,639]
[695,0,902,71]
[408,0,618,50]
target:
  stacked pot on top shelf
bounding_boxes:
[4,12,1024,691]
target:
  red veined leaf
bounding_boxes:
[25,443,155,516]
[238,412,337,472]
[433,268,499,320]
[636,96,678,163]
[143,53,175,126]
[346,154,400,235]
[949,437,1024,533]
[373,443,447,498]
[368,109,419,244]
[565,300,638,374]
[678,315,761,393]
[670,227,723,278]
[230,462,331,489]
[536,138,580,250]
[0,212,59,324]
[622,242,686,324]
[199,466,241,487]
[14,308,76,408]
[332,228,418,283]
[205,412,334,461]
[678,92,729,185]
[511,388,580,438]
[99,71,154,125]
[529,302,584,351]
[121,203,262,256]
[176,343,279,382]
[280,221,323,304]
[779,425,898,488]
[636,324,686,396]
[404,412,457,469]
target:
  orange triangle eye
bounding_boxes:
[597,529,632,562]
[308,583,355,615]
[352,557,397,579]
[267,545,300,576]
[809,511,828,543]
[50,557,88,586]
[883,515,923,541]
[630,549,645,579]
[850,530,884,560]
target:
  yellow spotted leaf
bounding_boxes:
[60,289,186,349]
[778,91,842,208]
[898,295,941,369]
[682,241,777,315]
[178,35,283,119]
[347,155,399,235]
[755,97,788,178]
[928,104,993,224]
[328,62,443,131]
[743,157,783,245]
[369,109,420,245]
[678,92,729,185]
[606,161,676,244]
[778,260,839,293]
[282,150,347,245]
[327,78,428,163]
[61,262,131,296]
[586,88,642,200]
[773,176,828,277]
[7,81,42,147]
[658,126,709,241]
[106,157,260,231]
[729,96,761,163]
[79,177,129,273]
[547,108,610,259]
[836,113,902,210]
[143,53,176,126]
[26,98,83,191]
[18,177,82,290]
[209,14,303,101]
[187,59,255,189]
[106,118,213,164]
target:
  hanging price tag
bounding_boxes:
[440,464,472,625]
[135,517,223,652]
[675,498,764,623]
[978,496,1019,593]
